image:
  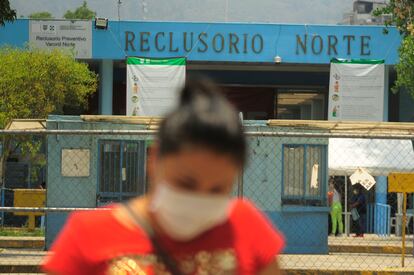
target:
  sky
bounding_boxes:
[11,0,356,24]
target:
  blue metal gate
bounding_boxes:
[366,203,391,236]
[97,140,147,206]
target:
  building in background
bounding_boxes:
[341,0,390,25]
[1,18,413,122]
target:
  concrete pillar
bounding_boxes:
[300,105,311,120]
[399,88,414,122]
[383,65,389,122]
[99,60,113,115]
[374,66,389,234]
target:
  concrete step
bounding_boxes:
[329,244,414,254]
[0,265,39,273]
[0,237,44,249]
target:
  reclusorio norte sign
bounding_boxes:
[0,20,399,63]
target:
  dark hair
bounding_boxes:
[158,76,246,166]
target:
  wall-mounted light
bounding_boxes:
[95,17,108,30]
[274,55,282,64]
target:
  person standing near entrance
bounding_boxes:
[329,180,343,236]
[350,184,367,237]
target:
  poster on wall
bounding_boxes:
[328,59,385,121]
[29,20,92,59]
[126,57,186,116]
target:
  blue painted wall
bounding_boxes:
[1,19,401,64]
[268,207,330,254]
[0,19,29,47]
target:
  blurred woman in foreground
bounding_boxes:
[43,77,285,275]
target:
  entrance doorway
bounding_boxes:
[276,89,326,120]
[221,86,275,120]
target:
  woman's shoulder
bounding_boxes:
[63,207,117,234]
[228,199,285,263]
[230,199,270,224]
[66,204,137,234]
[231,198,258,213]
[58,204,150,251]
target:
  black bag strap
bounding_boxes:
[122,202,184,275]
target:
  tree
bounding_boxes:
[0,46,98,188]
[0,0,16,26]
[375,0,414,97]
[64,1,96,20]
[28,12,54,19]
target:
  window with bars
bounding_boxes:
[282,144,327,206]
[97,140,147,206]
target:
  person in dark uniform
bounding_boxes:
[350,184,366,237]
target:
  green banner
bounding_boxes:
[331,58,385,64]
[127,57,186,66]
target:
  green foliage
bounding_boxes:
[0,47,97,185]
[375,0,414,97]
[28,12,54,19]
[0,46,98,128]
[374,0,414,36]
[0,0,16,26]
[64,1,96,20]
[394,36,414,97]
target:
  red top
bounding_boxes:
[42,199,284,275]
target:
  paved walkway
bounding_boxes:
[280,253,414,272]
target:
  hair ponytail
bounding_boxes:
[158,76,246,166]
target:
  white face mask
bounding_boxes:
[150,183,232,241]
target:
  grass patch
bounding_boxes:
[0,228,44,237]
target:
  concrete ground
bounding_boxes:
[0,249,413,274]
[328,234,414,254]
[329,234,414,246]
[0,235,414,273]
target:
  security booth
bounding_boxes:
[45,115,158,248]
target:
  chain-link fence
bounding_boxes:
[0,126,413,273]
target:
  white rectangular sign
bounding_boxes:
[350,167,376,190]
[61,149,90,177]
[328,60,385,121]
[29,20,92,59]
[126,57,186,116]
